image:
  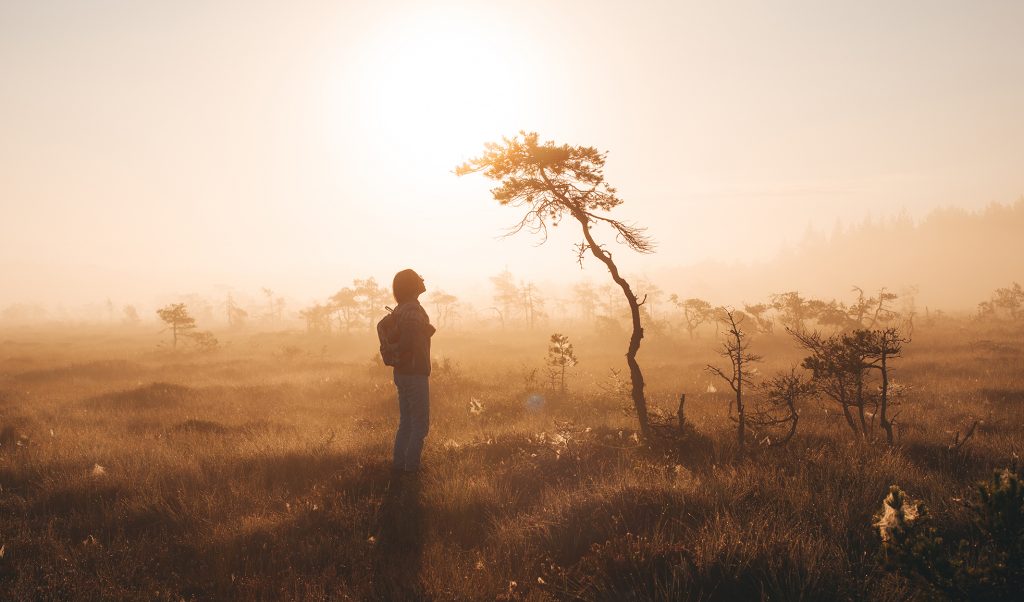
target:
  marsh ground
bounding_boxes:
[1,322,1021,600]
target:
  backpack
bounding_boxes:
[376,307,401,367]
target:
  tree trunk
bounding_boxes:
[879,352,894,445]
[733,321,749,454]
[677,393,686,435]
[780,404,799,445]
[736,336,745,455]
[840,401,858,435]
[855,378,868,437]
[575,214,650,438]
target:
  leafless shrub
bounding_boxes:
[706,308,761,455]
[747,369,814,446]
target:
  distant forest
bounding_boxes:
[661,199,1024,310]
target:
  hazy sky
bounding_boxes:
[2,0,1022,307]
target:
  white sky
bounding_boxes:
[2,0,1022,307]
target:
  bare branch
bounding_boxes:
[949,420,979,451]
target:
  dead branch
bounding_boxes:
[949,420,979,452]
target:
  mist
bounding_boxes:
[3,1,1023,316]
[3,3,1024,600]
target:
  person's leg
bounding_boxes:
[402,376,430,471]
[393,374,412,471]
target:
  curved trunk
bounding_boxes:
[837,388,859,435]
[575,214,650,437]
[879,352,894,445]
[779,405,799,445]
[856,377,868,437]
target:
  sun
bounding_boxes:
[346,9,537,176]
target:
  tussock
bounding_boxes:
[82,382,196,409]
[13,359,147,383]
[169,418,232,434]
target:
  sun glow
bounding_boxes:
[345,9,540,178]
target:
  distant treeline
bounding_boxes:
[2,200,1020,328]
[3,277,1021,338]
[659,198,1024,310]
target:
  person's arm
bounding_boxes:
[395,307,427,356]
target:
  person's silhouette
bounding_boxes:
[389,269,435,474]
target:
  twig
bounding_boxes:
[949,420,979,452]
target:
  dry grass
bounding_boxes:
[0,322,1021,600]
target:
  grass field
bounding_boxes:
[1,321,1021,600]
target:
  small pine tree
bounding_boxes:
[546,333,578,396]
[156,303,196,350]
[877,468,1024,600]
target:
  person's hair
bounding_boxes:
[393,269,425,303]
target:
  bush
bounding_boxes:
[876,467,1024,601]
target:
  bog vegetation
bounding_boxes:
[1,274,1023,600]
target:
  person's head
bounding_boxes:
[393,269,426,303]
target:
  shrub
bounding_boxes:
[876,468,1024,600]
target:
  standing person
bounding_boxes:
[390,269,435,475]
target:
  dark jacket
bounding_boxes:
[393,300,435,376]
